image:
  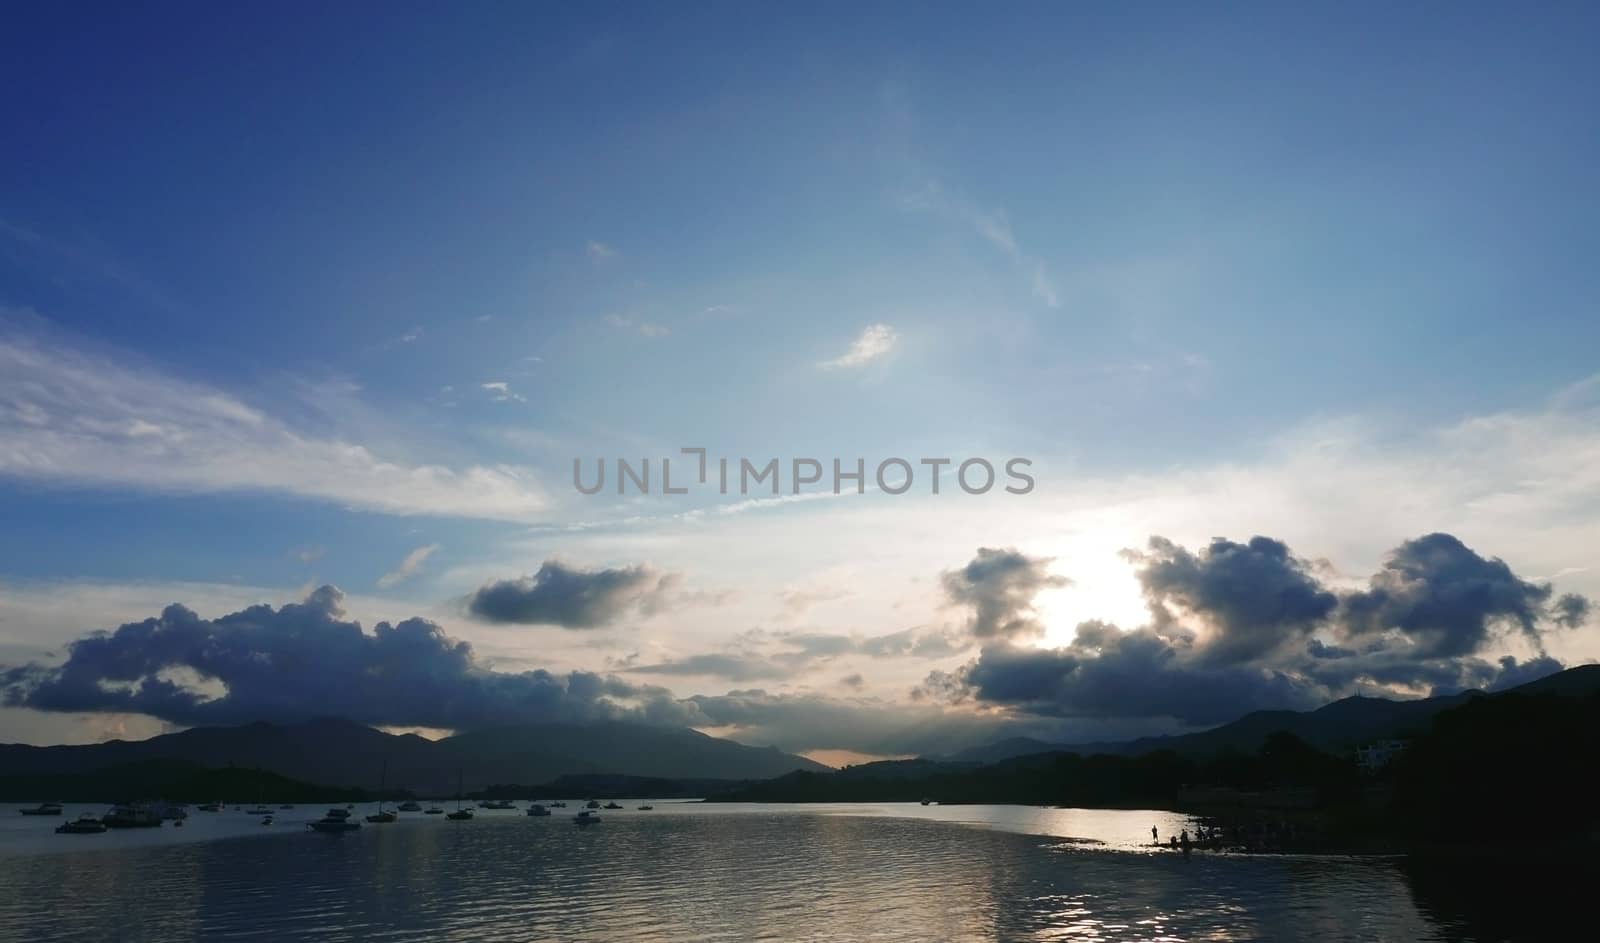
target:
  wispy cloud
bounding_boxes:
[377,543,439,588]
[479,381,526,403]
[605,313,670,337]
[291,545,326,564]
[820,323,898,370]
[586,240,616,261]
[0,317,548,521]
[902,182,1060,308]
[397,326,423,343]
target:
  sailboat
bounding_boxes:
[446,770,473,820]
[366,759,396,823]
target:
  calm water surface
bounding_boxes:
[0,802,1562,941]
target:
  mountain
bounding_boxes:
[943,663,1600,764]
[0,758,374,803]
[0,718,828,795]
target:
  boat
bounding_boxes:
[637,805,654,811]
[103,804,162,828]
[20,802,64,816]
[279,804,294,810]
[603,802,623,810]
[585,799,601,809]
[550,801,567,808]
[397,801,422,812]
[366,759,396,823]
[920,798,933,806]
[56,814,107,834]
[446,770,473,820]
[480,799,515,810]
[527,804,551,817]
[160,803,188,820]
[308,811,361,833]
[424,806,444,815]
[260,816,273,826]
[573,811,601,826]
[197,802,221,812]
[244,806,273,816]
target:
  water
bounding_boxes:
[0,802,1567,941]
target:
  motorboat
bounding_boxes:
[56,814,107,834]
[244,806,273,816]
[260,816,273,826]
[527,804,551,817]
[325,808,352,820]
[637,805,654,811]
[279,804,295,810]
[20,802,64,816]
[365,810,397,824]
[308,813,361,833]
[160,803,189,820]
[424,806,444,815]
[602,802,623,810]
[480,799,515,810]
[197,802,221,812]
[397,801,422,812]
[573,811,601,825]
[103,804,162,828]
[550,801,567,808]
[585,799,601,809]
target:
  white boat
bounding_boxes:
[573,811,601,825]
[307,810,360,833]
[20,802,64,816]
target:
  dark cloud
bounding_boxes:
[1340,533,1559,658]
[1552,593,1591,629]
[629,653,800,683]
[465,559,677,628]
[941,547,1069,641]
[1,586,693,730]
[926,533,1589,728]
[1132,536,1337,665]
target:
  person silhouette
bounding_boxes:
[1151,825,1158,843]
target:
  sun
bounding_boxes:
[1031,535,1151,648]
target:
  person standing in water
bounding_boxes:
[1151,825,1159,844]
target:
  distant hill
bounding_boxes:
[942,663,1600,764]
[0,719,829,795]
[0,758,374,803]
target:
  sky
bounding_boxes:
[1,2,1597,763]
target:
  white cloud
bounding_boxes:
[819,323,898,370]
[586,240,616,261]
[378,544,440,588]
[479,381,526,403]
[604,313,670,337]
[398,327,423,343]
[0,321,548,521]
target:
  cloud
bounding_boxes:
[586,240,616,261]
[377,544,439,589]
[603,313,669,337]
[0,320,547,521]
[291,545,326,565]
[1131,535,1338,666]
[0,587,692,730]
[1341,533,1564,658]
[900,182,1060,308]
[819,323,898,370]
[1552,593,1591,629]
[941,547,1070,641]
[397,327,423,343]
[925,533,1588,727]
[465,559,678,628]
[479,381,526,403]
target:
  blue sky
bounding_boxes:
[2,3,1597,757]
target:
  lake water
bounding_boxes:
[0,802,1568,941]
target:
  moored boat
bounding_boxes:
[56,814,107,834]
[103,804,162,828]
[397,801,422,812]
[527,804,551,817]
[307,813,360,833]
[573,811,601,825]
[20,802,64,816]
